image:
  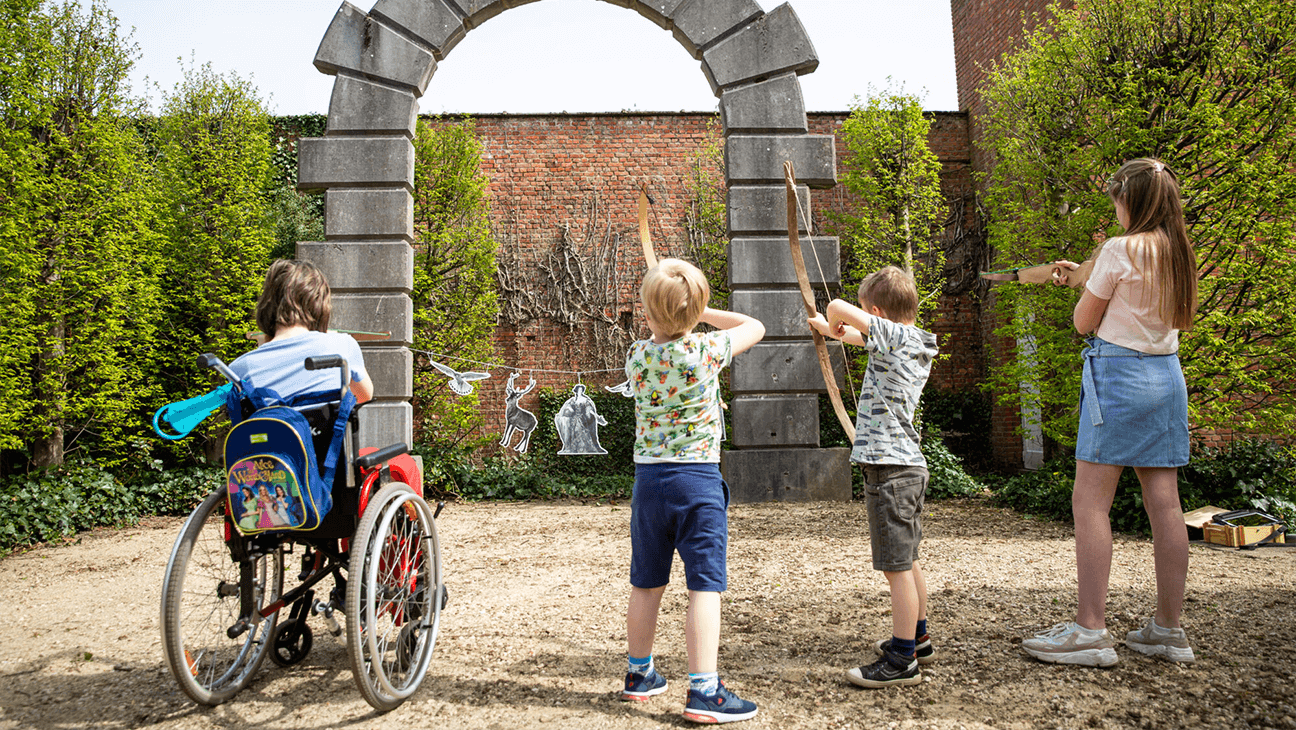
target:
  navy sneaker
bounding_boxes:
[845,651,922,688]
[620,669,668,701]
[682,681,758,724]
[873,634,936,665]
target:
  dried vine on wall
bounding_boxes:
[495,192,636,372]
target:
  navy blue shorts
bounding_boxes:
[630,462,730,592]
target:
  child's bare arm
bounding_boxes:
[808,312,866,347]
[826,299,872,343]
[699,307,766,355]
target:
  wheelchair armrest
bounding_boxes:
[355,443,409,469]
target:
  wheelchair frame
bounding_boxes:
[159,354,445,712]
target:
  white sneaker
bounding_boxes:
[1125,619,1196,662]
[1021,622,1118,667]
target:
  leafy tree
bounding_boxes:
[151,62,275,450]
[980,0,1296,445]
[833,85,947,324]
[410,118,500,451]
[266,114,326,261]
[683,118,729,308]
[0,0,161,469]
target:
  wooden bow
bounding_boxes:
[785,161,857,442]
[638,183,659,270]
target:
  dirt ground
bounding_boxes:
[0,498,1293,730]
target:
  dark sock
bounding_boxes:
[890,635,917,662]
[916,619,928,641]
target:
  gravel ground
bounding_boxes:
[1,498,1293,730]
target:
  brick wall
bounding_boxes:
[950,0,1073,468]
[420,110,979,442]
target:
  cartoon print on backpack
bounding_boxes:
[555,384,608,455]
[226,457,306,534]
[499,372,539,453]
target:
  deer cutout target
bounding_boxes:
[499,372,538,454]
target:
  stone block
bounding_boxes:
[719,73,807,133]
[730,289,814,339]
[332,292,414,344]
[730,340,845,394]
[360,345,413,399]
[670,0,762,59]
[701,3,818,95]
[721,447,852,503]
[298,137,414,191]
[727,185,809,236]
[725,134,835,189]
[326,75,419,137]
[325,189,413,240]
[314,2,437,95]
[728,237,841,289]
[612,0,687,30]
[358,400,413,451]
[450,0,542,29]
[371,0,466,59]
[296,241,414,293]
[729,394,820,448]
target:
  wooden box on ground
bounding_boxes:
[1202,522,1286,547]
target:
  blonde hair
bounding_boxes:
[857,266,919,323]
[255,259,332,338]
[641,258,709,339]
[1106,158,1198,330]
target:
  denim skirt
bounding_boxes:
[1075,337,1189,467]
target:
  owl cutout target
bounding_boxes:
[554,384,608,455]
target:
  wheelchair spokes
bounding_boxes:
[162,490,283,705]
[347,484,442,711]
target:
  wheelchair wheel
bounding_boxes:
[346,483,442,712]
[161,489,283,705]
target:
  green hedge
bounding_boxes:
[988,438,1296,534]
[0,462,218,554]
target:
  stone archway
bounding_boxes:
[296,0,851,501]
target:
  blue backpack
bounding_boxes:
[223,384,355,535]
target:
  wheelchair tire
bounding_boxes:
[161,489,283,705]
[346,483,443,712]
[270,618,314,667]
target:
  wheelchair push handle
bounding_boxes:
[305,355,343,371]
[197,353,242,390]
[305,356,351,398]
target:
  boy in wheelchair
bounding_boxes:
[161,259,443,712]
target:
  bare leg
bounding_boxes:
[883,569,919,641]
[685,590,720,674]
[913,560,928,624]
[1134,466,1188,628]
[1073,460,1124,630]
[627,585,667,659]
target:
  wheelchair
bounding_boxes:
[158,353,445,711]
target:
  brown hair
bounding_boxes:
[641,258,709,339]
[857,266,919,323]
[1105,158,1198,330]
[255,260,331,338]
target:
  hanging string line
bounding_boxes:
[790,185,859,402]
[410,348,625,377]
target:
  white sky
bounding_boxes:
[108,0,959,116]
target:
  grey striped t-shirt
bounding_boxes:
[850,314,938,467]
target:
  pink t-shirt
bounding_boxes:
[1085,236,1179,354]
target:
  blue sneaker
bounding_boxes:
[621,669,668,701]
[682,681,758,724]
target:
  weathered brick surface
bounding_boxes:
[415,112,977,448]
[950,0,1075,466]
